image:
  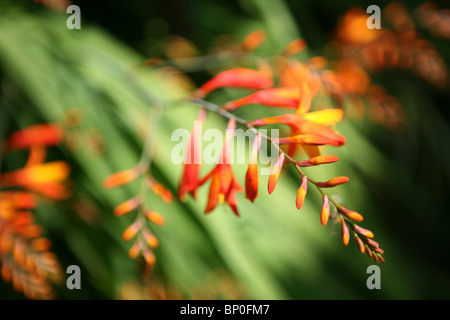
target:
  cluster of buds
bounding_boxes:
[103,148,172,267]
[325,3,448,130]
[0,124,67,299]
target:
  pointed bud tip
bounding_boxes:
[320,196,330,226]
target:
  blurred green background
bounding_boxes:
[0,0,449,299]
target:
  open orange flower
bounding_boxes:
[0,124,70,200]
[196,119,243,216]
[249,105,345,158]
[0,123,66,299]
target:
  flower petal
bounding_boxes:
[205,172,221,213]
[275,134,332,145]
[194,68,273,98]
[4,124,63,150]
[298,120,346,146]
[297,84,312,115]
[0,161,70,188]
[0,191,37,209]
[223,87,300,111]
[303,109,344,126]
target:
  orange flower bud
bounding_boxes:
[31,238,52,251]
[0,232,13,253]
[341,219,350,246]
[309,155,340,165]
[283,39,307,56]
[1,262,12,283]
[103,166,144,189]
[367,238,379,248]
[128,240,140,258]
[308,56,328,69]
[178,111,206,201]
[377,254,385,263]
[268,153,284,194]
[142,229,159,248]
[353,225,374,238]
[366,245,373,258]
[296,176,308,210]
[373,253,379,263]
[355,235,366,254]
[114,197,141,217]
[142,247,156,265]
[245,134,261,203]
[5,124,63,151]
[337,205,363,222]
[317,176,349,188]
[373,247,384,254]
[296,155,340,167]
[241,30,266,52]
[148,177,173,203]
[12,211,34,227]
[366,246,373,258]
[321,195,330,226]
[144,210,165,226]
[27,182,70,200]
[122,220,142,241]
[13,241,26,266]
[20,224,42,238]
